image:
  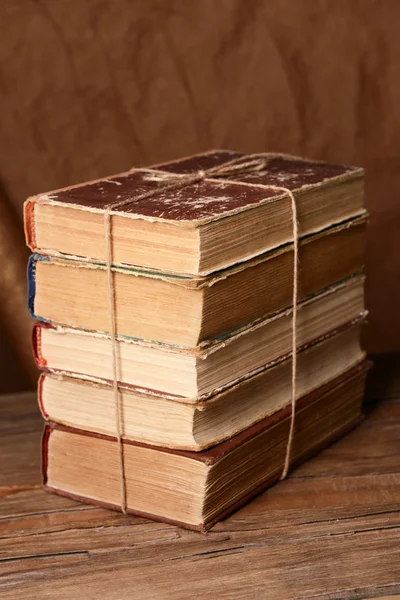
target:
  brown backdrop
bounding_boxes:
[1,0,399,391]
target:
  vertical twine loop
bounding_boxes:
[255,185,299,480]
[280,190,298,479]
[103,155,299,513]
[104,208,128,513]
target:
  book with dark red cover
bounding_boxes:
[24,150,365,276]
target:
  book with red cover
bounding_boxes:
[24,150,365,277]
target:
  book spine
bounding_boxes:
[27,254,37,318]
[32,323,48,369]
[24,199,37,251]
[27,253,52,321]
[41,424,51,487]
[37,373,49,419]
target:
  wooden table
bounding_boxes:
[0,391,399,599]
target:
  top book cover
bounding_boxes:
[24,150,365,276]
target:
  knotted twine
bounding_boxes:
[103,154,299,513]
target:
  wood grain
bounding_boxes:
[0,392,399,599]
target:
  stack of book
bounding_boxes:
[25,150,369,531]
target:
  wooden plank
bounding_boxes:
[1,528,399,599]
[0,392,398,599]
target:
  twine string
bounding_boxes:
[104,208,128,513]
[103,153,299,513]
[280,189,298,480]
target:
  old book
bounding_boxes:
[24,150,365,276]
[43,362,369,531]
[39,322,365,450]
[29,217,366,347]
[33,276,365,398]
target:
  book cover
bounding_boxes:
[24,150,365,276]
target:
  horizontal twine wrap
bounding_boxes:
[103,153,299,513]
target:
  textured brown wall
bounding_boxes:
[1,0,400,390]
